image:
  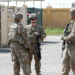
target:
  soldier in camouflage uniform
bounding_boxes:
[25,13,46,75]
[61,8,75,75]
[8,12,30,75]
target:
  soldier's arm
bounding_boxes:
[63,34,75,41]
[63,28,75,41]
[22,27,31,48]
[39,27,46,41]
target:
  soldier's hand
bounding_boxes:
[33,32,40,36]
[61,36,68,41]
[61,36,65,40]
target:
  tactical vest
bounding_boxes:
[26,25,41,46]
[8,23,18,41]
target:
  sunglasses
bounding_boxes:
[30,19,36,20]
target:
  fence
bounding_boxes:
[42,6,71,28]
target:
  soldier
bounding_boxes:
[61,8,75,75]
[8,12,30,75]
[25,13,46,75]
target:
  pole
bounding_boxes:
[40,0,42,26]
[8,1,9,6]
[2,1,3,5]
[33,0,35,8]
[33,0,35,12]
[24,0,25,6]
[16,0,17,7]
[40,0,42,9]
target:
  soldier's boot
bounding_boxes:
[14,62,20,75]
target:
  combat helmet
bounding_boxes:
[29,13,38,20]
[13,12,23,20]
[70,8,75,15]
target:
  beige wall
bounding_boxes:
[0,5,27,47]
[42,7,71,28]
[1,6,8,46]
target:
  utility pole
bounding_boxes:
[8,1,9,6]
[16,0,17,7]
[33,0,35,12]
[24,0,25,6]
[33,0,35,8]
[40,0,42,9]
[40,0,42,26]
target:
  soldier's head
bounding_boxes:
[29,13,38,25]
[13,12,23,23]
[70,8,75,20]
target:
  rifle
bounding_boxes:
[61,24,70,57]
[36,35,41,60]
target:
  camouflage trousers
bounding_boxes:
[11,42,30,75]
[62,43,75,75]
[29,47,41,75]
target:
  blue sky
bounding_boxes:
[0,0,75,8]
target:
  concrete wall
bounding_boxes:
[1,6,8,46]
[42,6,71,28]
[0,5,27,47]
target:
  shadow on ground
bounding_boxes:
[0,48,11,53]
[42,41,60,45]
[0,41,60,53]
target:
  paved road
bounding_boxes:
[0,36,73,75]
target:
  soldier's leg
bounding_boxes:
[11,43,20,75]
[15,45,31,75]
[70,58,75,75]
[19,51,31,75]
[62,51,70,75]
[70,49,75,75]
[68,44,75,75]
[12,51,20,75]
[29,50,33,74]
[14,62,20,75]
[34,50,41,75]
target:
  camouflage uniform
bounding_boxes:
[62,8,75,75]
[26,13,46,75]
[9,12,30,75]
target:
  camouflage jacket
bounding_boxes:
[9,22,30,46]
[25,24,46,46]
[65,20,75,42]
